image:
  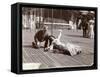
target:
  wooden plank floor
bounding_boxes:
[22,29,94,69]
[23,47,93,68]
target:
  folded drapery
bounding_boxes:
[66,43,82,56]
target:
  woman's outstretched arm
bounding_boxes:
[57,29,62,40]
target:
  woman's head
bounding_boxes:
[49,35,55,41]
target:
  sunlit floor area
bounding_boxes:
[22,29,94,70]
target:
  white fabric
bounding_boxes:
[66,43,82,56]
[23,63,41,70]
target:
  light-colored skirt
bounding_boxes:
[66,43,82,56]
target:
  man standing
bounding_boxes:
[80,14,89,38]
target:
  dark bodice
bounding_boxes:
[34,30,49,42]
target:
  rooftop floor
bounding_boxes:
[22,29,94,69]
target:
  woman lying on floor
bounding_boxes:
[45,30,82,56]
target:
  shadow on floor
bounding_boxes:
[23,45,44,49]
